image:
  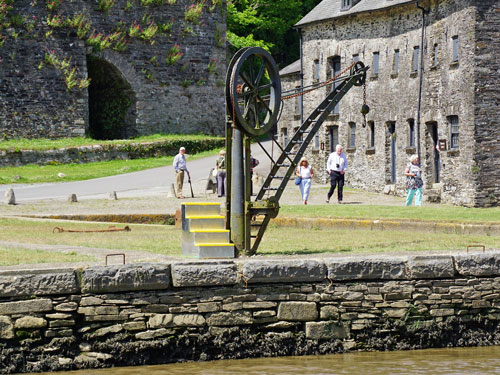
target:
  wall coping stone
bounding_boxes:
[325,256,408,280]
[240,259,327,284]
[171,261,238,287]
[407,255,455,279]
[80,263,171,294]
[0,268,78,297]
[3,253,500,297]
[454,253,500,277]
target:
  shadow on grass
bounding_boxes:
[263,248,353,256]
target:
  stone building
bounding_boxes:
[278,0,499,207]
[0,0,226,140]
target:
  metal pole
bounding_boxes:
[230,127,244,253]
[416,2,428,161]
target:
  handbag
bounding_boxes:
[294,177,302,185]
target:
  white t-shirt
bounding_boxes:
[298,165,312,179]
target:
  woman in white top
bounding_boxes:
[296,157,314,205]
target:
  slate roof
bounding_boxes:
[279,59,301,76]
[296,0,419,27]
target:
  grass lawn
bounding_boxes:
[0,247,95,266]
[279,203,500,224]
[0,134,219,151]
[1,218,498,266]
[0,148,219,184]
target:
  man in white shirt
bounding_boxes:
[173,147,189,199]
[326,144,348,204]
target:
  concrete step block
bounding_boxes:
[181,202,221,218]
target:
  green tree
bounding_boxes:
[227,0,322,67]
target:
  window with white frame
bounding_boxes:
[412,46,419,73]
[393,49,400,74]
[341,0,352,10]
[313,59,320,81]
[449,116,459,149]
[452,35,459,63]
[408,119,415,148]
[433,43,439,67]
[372,52,380,76]
[348,122,356,148]
[282,128,288,147]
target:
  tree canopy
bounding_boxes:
[227,0,322,68]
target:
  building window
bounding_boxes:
[368,121,375,149]
[412,46,419,73]
[330,56,341,114]
[314,132,320,150]
[295,86,302,116]
[282,128,288,147]
[348,122,356,148]
[313,59,320,81]
[449,116,459,149]
[329,126,339,152]
[433,43,439,67]
[372,52,379,75]
[452,35,459,63]
[393,49,400,74]
[341,0,352,10]
[352,54,359,63]
[408,119,415,148]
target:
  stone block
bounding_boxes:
[408,255,455,279]
[81,263,171,293]
[93,324,123,337]
[326,256,407,281]
[171,261,237,287]
[0,316,14,339]
[123,321,146,331]
[205,311,253,326]
[429,308,455,317]
[242,302,277,309]
[277,302,318,321]
[0,269,78,297]
[320,305,339,319]
[15,316,47,329]
[55,302,78,312]
[197,302,220,313]
[136,328,170,340]
[454,253,500,277]
[172,314,206,326]
[306,321,348,340]
[0,299,53,315]
[148,314,174,329]
[242,259,326,284]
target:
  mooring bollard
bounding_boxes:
[109,191,118,200]
[5,188,15,205]
[68,193,78,203]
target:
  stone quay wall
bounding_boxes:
[2,254,500,373]
[0,139,224,168]
[0,0,226,139]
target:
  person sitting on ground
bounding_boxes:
[216,150,226,197]
[296,157,314,205]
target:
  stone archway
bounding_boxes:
[86,55,137,140]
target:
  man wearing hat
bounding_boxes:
[173,146,189,199]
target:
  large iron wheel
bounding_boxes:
[229,47,281,136]
[350,61,367,87]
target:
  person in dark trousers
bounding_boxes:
[173,146,188,199]
[215,150,226,197]
[326,144,348,204]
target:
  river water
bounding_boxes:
[36,346,500,375]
